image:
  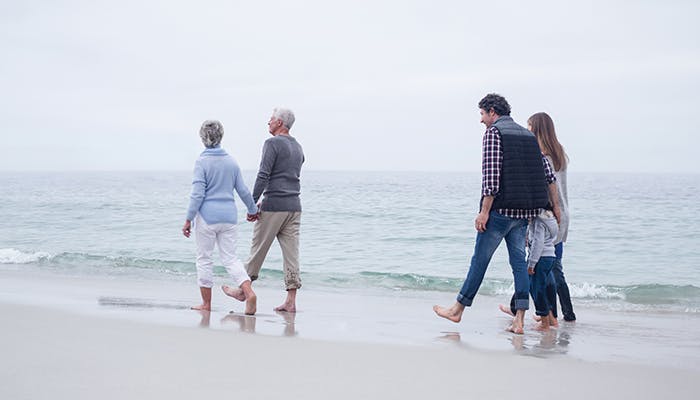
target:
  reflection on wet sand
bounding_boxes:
[221,313,257,333]
[435,326,573,358]
[510,328,572,357]
[436,332,461,342]
[219,311,298,336]
[276,311,297,337]
[197,310,211,328]
[98,296,190,310]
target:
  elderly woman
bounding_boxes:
[182,120,259,314]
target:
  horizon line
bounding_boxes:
[0,169,697,175]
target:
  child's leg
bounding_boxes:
[531,257,556,330]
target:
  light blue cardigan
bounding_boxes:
[186,147,258,224]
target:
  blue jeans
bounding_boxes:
[546,243,577,321]
[530,256,556,316]
[457,211,529,310]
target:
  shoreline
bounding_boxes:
[1,268,699,372]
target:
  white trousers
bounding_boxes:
[195,215,250,288]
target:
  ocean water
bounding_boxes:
[2,170,699,315]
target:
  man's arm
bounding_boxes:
[252,140,276,204]
[475,196,493,232]
[477,127,501,232]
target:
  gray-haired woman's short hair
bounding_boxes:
[272,108,295,130]
[199,120,224,148]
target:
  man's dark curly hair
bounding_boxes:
[478,93,511,116]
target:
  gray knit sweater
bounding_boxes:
[252,135,305,212]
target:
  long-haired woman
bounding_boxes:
[528,112,576,321]
[499,112,577,323]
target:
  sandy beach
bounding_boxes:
[0,269,698,400]
[2,302,697,400]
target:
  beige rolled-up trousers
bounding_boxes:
[244,211,302,290]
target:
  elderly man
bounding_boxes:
[224,108,305,312]
[433,94,560,334]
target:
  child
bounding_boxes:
[526,209,559,330]
[499,209,559,330]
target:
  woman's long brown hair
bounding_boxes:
[527,112,568,171]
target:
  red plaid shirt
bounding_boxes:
[481,126,556,219]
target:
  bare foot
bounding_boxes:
[548,315,559,328]
[191,303,211,311]
[245,294,257,315]
[433,304,463,323]
[274,302,296,313]
[507,324,524,334]
[498,304,514,317]
[222,285,246,301]
[533,314,542,322]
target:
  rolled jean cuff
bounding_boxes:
[535,309,549,317]
[456,294,472,307]
[514,298,529,310]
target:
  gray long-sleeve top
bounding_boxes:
[546,155,569,244]
[252,135,305,212]
[526,211,559,269]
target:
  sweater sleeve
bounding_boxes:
[252,140,276,203]
[186,159,206,221]
[527,219,546,269]
[234,166,258,215]
[559,168,569,207]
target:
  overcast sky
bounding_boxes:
[2,0,699,173]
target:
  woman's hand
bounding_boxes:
[182,220,192,237]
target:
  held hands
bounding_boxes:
[246,200,262,222]
[528,266,535,275]
[182,220,191,238]
[475,212,489,232]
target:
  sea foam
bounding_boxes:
[0,248,51,264]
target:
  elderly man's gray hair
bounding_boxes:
[199,120,224,148]
[272,108,295,130]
